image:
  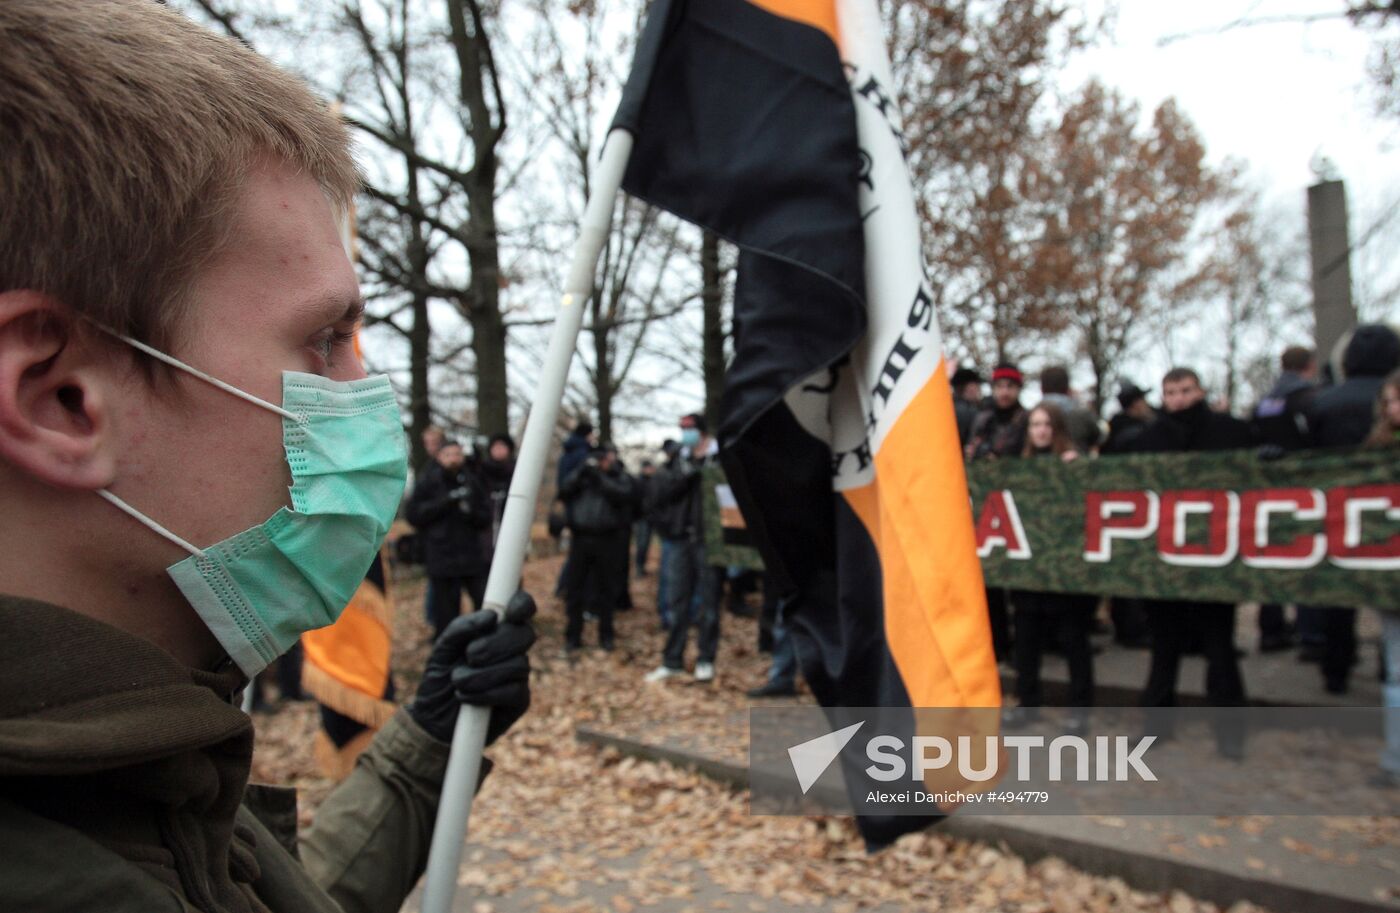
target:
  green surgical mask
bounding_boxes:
[98,334,408,677]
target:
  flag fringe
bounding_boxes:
[314,727,378,781]
[301,660,397,730]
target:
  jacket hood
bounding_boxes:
[562,434,591,454]
[1343,324,1400,379]
[1264,371,1313,400]
[0,595,250,779]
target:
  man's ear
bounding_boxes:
[0,290,119,490]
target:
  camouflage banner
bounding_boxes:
[968,448,1397,608]
[702,466,766,570]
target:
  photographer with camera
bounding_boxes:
[558,444,638,651]
[406,438,492,638]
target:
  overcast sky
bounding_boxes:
[1069,2,1394,195]
[1045,1,1397,404]
[574,2,1400,446]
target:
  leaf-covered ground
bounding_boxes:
[251,553,1277,912]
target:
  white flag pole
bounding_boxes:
[419,128,635,913]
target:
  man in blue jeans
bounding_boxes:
[748,592,799,697]
[645,414,724,683]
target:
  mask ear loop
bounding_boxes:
[97,490,207,558]
[92,326,297,556]
[115,333,298,421]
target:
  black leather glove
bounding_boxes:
[407,590,537,745]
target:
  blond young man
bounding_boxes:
[0,3,534,911]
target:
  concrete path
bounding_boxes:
[570,606,1400,913]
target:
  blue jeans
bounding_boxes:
[657,538,674,627]
[1382,613,1400,775]
[661,539,722,669]
[768,603,797,687]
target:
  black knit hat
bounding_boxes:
[951,365,982,388]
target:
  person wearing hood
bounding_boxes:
[1252,345,1318,451]
[0,5,537,910]
[1134,368,1252,710]
[1308,324,1400,448]
[1303,324,1400,694]
[557,420,595,488]
[553,420,595,597]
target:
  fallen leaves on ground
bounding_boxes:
[252,553,1278,912]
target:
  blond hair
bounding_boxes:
[0,0,359,351]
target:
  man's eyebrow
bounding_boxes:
[341,296,366,324]
[305,292,366,325]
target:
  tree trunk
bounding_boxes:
[401,103,434,468]
[701,231,725,431]
[463,151,509,436]
[448,0,509,437]
[592,291,615,443]
[1224,313,1240,412]
[1085,315,1108,416]
[1089,355,1108,418]
[468,290,509,437]
[408,293,432,470]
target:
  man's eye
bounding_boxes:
[312,328,356,365]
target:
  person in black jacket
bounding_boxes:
[553,421,596,598]
[1102,382,1155,455]
[558,445,637,651]
[645,414,725,683]
[966,363,1028,460]
[648,440,682,629]
[966,362,1026,663]
[1308,324,1400,448]
[1134,367,1253,709]
[1253,345,1318,451]
[478,433,516,561]
[1303,324,1400,693]
[634,460,657,576]
[406,440,492,638]
[951,365,983,446]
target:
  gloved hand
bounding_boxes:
[407,590,537,745]
[1255,443,1287,462]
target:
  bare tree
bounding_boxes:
[508,0,699,444]
[180,0,515,469]
[700,231,727,431]
[1023,83,1218,413]
[1181,177,1313,408]
[884,0,1097,366]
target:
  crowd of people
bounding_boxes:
[406,326,1399,783]
[409,406,815,699]
[956,326,1399,785]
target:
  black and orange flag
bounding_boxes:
[614,0,1000,846]
[301,547,397,779]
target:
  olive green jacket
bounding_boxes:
[0,595,453,913]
